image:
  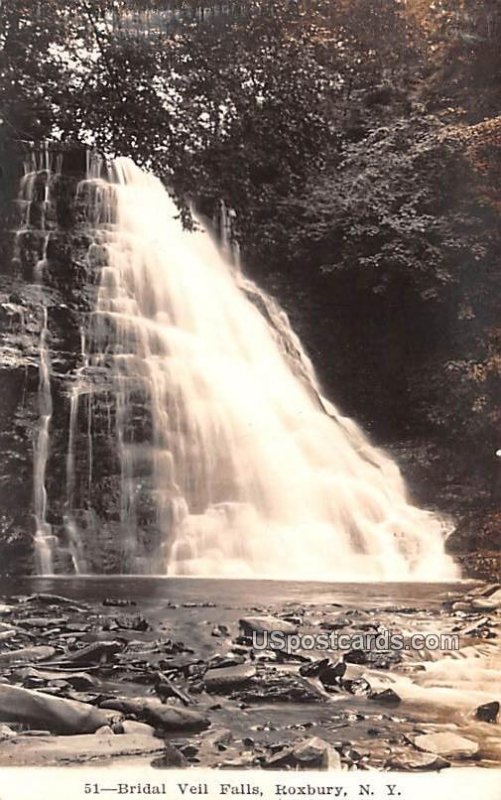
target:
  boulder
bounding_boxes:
[369,688,401,706]
[413,732,479,759]
[451,602,472,612]
[204,664,256,692]
[292,737,342,769]
[299,658,331,678]
[146,704,210,733]
[264,737,342,770]
[343,678,371,697]
[0,684,111,734]
[120,720,157,737]
[199,727,233,754]
[99,697,210,732]
[0,723,17,739]
[387,750,450,771]
[475,701,499,724]
[343,649,369,665]
[211,625,229,637]
[234,673,326,703]
[150,748,188,768]
[239,616,298,636]
[318,661,345,687]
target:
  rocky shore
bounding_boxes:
[0,581,499,770]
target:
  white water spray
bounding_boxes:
[74,157,457,581]
[17,143,63,575]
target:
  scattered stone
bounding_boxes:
[207,654,245,669]
[180,743,199,758]
[387,751,450,771]
[15,668,96,691]
[0,723,17,739]
[299,658,331,678]
[472,589,501,610]
[461,618,491,637]
[413,732,479,759]
[318,660,346,687]
[369,688,401,706]
[344,649,369,665]
[0,684,111,734]
[273,648,310,664]
[60,640,123,666]
[239,616,298,636]
[204,664,256,692]
[467,584,500,598]
[65,622,91,633]
[150,746,187,768]
[0,629,17,643]
[264,737,342,770]
[319,617,350,631]
[0,646,56,665]
[211,625,229,637]
[233,672,326,703]
[200,727,233,750]
[475,701,499,724]
[95,725,114,735]
[344,678,371,697]
[154,672,192,705]
[120,720,157,737]
[109,614,150,631]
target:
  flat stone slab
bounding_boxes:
[413,732,479,759]
[387,750,450,771]
[239,616,298,636]
[0,646,56,665]
[0,733,167,766]
[204,663,256,692]
[472,589,501,610]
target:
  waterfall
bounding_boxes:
[16,143,63,575]
[66,156,457,581]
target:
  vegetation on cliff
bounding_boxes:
[0,0,500,564]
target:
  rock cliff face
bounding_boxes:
[0,145,87,574]
[0,144,162,576]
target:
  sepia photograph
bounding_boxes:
[0,0,499,795]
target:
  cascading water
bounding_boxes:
[16,143,63,575]
[65,155,458,581]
